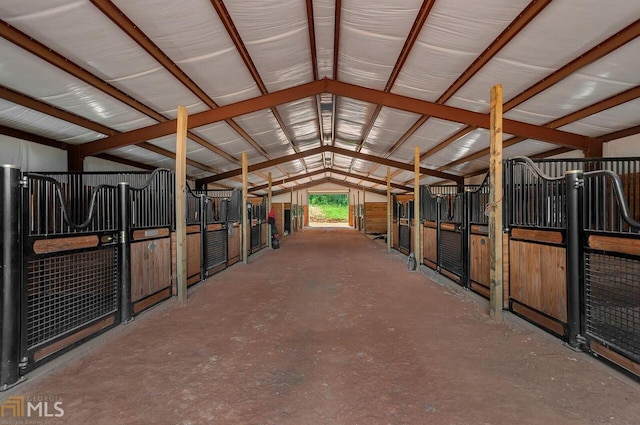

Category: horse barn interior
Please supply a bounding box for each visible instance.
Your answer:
[1,0,640,423]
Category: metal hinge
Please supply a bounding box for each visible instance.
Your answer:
[574,178,584,188]
[19,177,28,189]
[18,357,29,370]
[576,334,587,345]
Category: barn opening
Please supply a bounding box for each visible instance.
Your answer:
[308,193,349,227]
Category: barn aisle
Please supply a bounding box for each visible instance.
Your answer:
[6,228,640,424]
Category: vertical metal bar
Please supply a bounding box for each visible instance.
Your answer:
[436,196,442,272]
[462,190,470,289]
[1,165,22,389]
[565,170,584,348]
[200,197,207,281]
[118,182,133,324]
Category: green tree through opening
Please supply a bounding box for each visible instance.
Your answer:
[308,194,348,224]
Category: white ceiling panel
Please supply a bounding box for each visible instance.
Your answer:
[225,0,313,92]
[446,0,640,113]
[361,107,421,156]
[339,0,422,89]
[393,0,530,102]
[113,0,261,107]
[0,39,157,132]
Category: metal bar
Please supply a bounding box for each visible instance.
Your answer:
[1,165,22,389]
[118,182,132,324]
[565,170,584,348]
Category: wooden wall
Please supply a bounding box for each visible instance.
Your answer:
[364,202,387,233]
[392,219,398,248]
[304,205,309,227]
[272,203,284,237]
[187,226,201,286]
[422,222,437,269]
[469,226,490,297]
[131,234,171,302]
[227,223,242,265]
[510,230,567,334]
[349,205,354,226]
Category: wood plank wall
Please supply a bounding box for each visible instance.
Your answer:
[422,223,437,268]
[227,223,242,265]
[364,202,387,233]
[510,237,567,324]
[131,236,171,302]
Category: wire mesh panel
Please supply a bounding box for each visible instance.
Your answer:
[398,223,411,252]
[206,229,227,270]
[251,224,261,250]
[585,252,640,363]
[26,247,119,351]
[440,228,463,277]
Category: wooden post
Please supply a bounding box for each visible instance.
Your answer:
[290,188,293,233]
[176,106,188,303]
[242,152,248,264]
[363,188,366,233]
[268,172,272,249]
[489,84,504,321]
[387,167,391,252]
[414,147,421,264]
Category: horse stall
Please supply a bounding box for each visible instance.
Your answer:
[9,167,173,376]
[505,157,640,375]
[420,178,492,294]
[247,196,266,255]
[224,189,243,265]
[393,194,413,255]
[193,188,233,277]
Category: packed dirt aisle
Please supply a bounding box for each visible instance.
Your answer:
[4,227,640,425]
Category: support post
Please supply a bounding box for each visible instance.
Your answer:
[268,172,272,249]
[176,106,188,302]
[1,165,21,389]
[414,147,421,264]
[199,197,207,281]
[363,188,366,233]
[436,196,442,271]
[566,170,584,348]
[489,84,504,321]
[242,152,248,264]
[118,182,133,323]
[387,167,391,252]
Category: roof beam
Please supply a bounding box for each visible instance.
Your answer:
[371,0,553,169]
[325,80,592,149]
[0,18,241,166]
[333,0,342,81]
[249,168,328,193]
[270,176,387,198]
[349,0,435,173]
[210,0,303,175]
[598,124,640,143]
[329,169,412,191]
[331,146,461,182]
[78,79,326,156]
[441,84,640,171]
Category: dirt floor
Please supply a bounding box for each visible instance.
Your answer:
[4,227,640,425]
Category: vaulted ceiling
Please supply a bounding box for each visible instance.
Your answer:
[1,0,639,194]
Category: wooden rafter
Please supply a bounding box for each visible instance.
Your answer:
[348,0,435,173]
[210,0,305,177]
[270,176,387,198]
[440,84,640,171]
[367,0,553,169]
[0,18,240,165]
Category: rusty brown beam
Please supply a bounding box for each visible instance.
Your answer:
[329,169,411,191]
[333,0,342,81]
[249,169,328,192]
[78,79,326,156]
[372,0,553,171]
[598,124,640,143]
[441,84,640,170]
[325,80,592,150]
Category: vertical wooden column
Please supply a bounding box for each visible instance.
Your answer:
[363,188,366,233]
[268,172,272,249]
[489,84,504,321]
[414,147,421,264]
[387,167,391,252]
[242,152,248,264]
[176,106,188,303]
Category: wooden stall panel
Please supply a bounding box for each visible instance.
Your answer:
[131,237,171,302]
[349,205,354,227]
[392,219,399,249]
[227,223,242,265]
[470,234,490,288]
[422,225,437,267]
[304,205,309,227]
[187,232,201,283]
[510,240,567,323]
[364,202,387,233]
